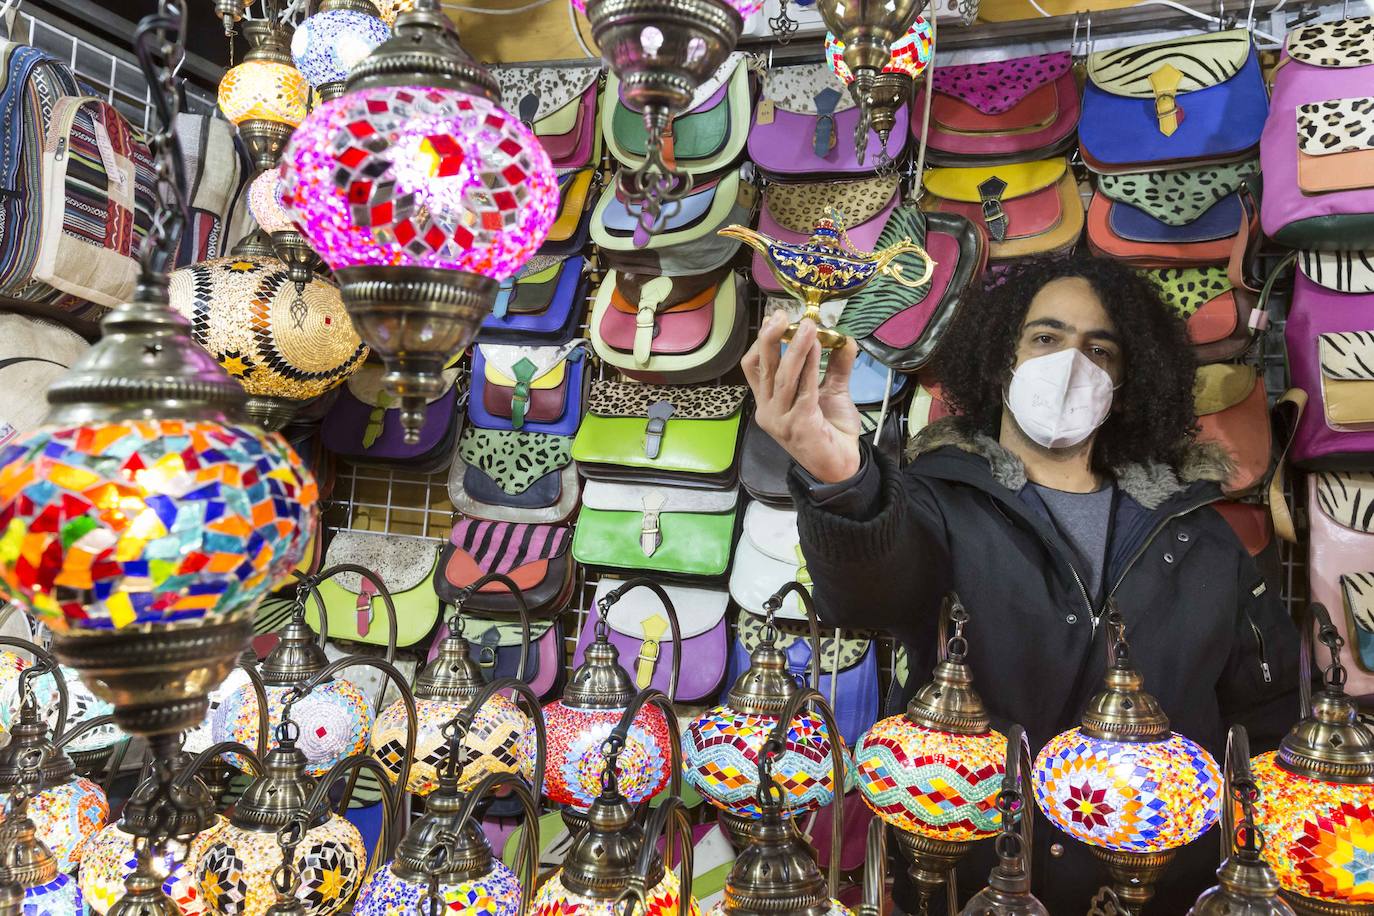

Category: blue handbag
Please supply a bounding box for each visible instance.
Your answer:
[1079,29,1268,173]
[480,255,587,344]
[467,342,589,437]
[1107,192,1244,244]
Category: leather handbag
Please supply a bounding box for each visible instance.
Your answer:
[572,382,749,488]
[591,271,748,384]
[321,364,462,472]
[1079,30,1268,173]
[729,501,812,616]
[537,167,598,257]
[921,157,1083,261]
[1214,500,1282,593]
[572,577,729,703]
[572,480,740,579]
[492,64,602,172]
[1144,266,1264,362]
[591,165,756,275]
[922,51,1080,164]
[480,254,588,344]
[848,350,908,407]
[1307,471,1374,697]
[467,342,588,436]
[1086,160,1258,266]
[428,617,565,700]
[752,174,901,295]
[1192,363,1271,497]
[307,532,443,648]
[434,519,575,617]
[741,410,901,507]
[748,62,906,177]
[1261,17,1374,250]
[446,427,579,524]
[1284,252,1374,468]
[838,204,985,371]
[605,53,750,174]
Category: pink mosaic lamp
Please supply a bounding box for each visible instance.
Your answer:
[279,0,557,444]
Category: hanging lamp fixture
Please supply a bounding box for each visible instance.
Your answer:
[290,0,391,101]
[218,11,309,172]
[280,0,558,445]
[958,725,1048,916]
[824,15,934,163]
[244,169,328,307]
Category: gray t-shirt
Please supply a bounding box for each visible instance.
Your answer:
[1030,483,1114,599]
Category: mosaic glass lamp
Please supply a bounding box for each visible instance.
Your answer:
[291,0,392,100]
[854,596,1006,913]
[958,725,1049,916]
[824,16,934,159]
[244,172,326,309]
[168,229,367,431]
[683,582,848,847]
[218,21,309,171]
[80,817,225,915]
[1033,607,1222,913]
[542,579,678,832]
[1251,604,1374,916]
[372,0,414,24]
[36,665,121,764]
[279,0,557,444]
[0,780,83,916]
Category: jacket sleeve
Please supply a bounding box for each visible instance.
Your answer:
[788,439,953,634]
[1217,551,1302,753]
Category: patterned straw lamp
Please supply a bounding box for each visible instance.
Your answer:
[958,725,1048,916]
[854,596,1007,913]
[824,16,935,162]
[1032,606,1223,914]
[683,582,846,848]
[1189,725,1295,916]
[1250,604,1374,916]
[542,578,680,832]
[279,0,558,444]
[218,14,309,172]
[291,0,392,101]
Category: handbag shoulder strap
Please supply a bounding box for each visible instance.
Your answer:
[1268,387,1307,544]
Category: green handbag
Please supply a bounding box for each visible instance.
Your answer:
[572,480,740,578]
[306,531,443,648]
[571,382,748,487]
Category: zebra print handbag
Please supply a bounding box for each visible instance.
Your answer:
[1305,471,1374,698]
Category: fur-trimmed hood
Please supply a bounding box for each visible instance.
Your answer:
[906,417,1234,511]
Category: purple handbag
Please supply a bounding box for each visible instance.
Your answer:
[572,577,729,703]
[1261,18,1374,250]
[1285,252,1374,469]
[321,364,462,472]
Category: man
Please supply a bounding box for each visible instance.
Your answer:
[742,256,1300,913]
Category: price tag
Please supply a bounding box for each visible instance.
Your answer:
[91,119,125,188]
[756,99,775,125]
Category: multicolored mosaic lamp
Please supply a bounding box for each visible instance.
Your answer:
[244,170,327,310]
[854,596,1006,913]
[958,725,1049,916]
[683,582,847,847]
[0,772,84,916]
[218,18,309,171]
[1033,607,1222,913]
[824,16,934,161]
[1250,604,1374,916]
[279,0,557,444]
[37,665,121,766]
[371,0,414,24]
[542,578,679,832]
[291,0,392,100]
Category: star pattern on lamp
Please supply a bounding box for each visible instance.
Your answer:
[1067,781,1114,831]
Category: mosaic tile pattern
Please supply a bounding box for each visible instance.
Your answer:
[281,85,558,279]
[1,776,108,873]
[213,679,372,777]
[0,421,316,633]
[542,702,671,812]
[79,817,225,914]
[217,60,308,126]
[682,706,848,819]
[290,9,391,86]
[1252,750,1374,904]
[35,664,122,753]
[183,667,253,756]
[196,813,365,916]
[855,716,1005,841]
[0,650,27,734]
[530,868,700,916]
[23,873,81,915]
[826,17,933,82]
[1032,727,1221,854]
[371,694,533,796]
[354,858,521,915]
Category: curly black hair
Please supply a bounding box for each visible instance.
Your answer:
[931,255,1198,473]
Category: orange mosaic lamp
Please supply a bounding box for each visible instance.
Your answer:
[217,15,308,171]
[1251,604,1374,916]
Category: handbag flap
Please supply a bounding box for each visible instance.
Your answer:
[1319,332,1374,381]
[449,519,572,571]
[492,64,601,123]
[1145,267,1234,316]
[582,479,738,514]
[764,174,900,235]
[1299,250,1374,294]
[1096,161,1257,227]
[457,427,572,495]
[1193,363,1257,415]
[736,613,871,671]
[513,254,564,282]
[1314,471,1374,534]
[837,205,934,338]
[462,617,555,648]
[1087,30,1252,98]
[480,341,585,388]
[762,63,857,114]
[346,363,459,407]
[595,577,728,642]
[923,158,1066,203]
[322,531,438,594]
[684,52,747,112]
[546,168,597,241]
[587,382,747,419]
[743,500,801,564]
[593,167,746,250]
[931,52,1072,116]
[1297,98,1374,157]
[1285,17,1374,68]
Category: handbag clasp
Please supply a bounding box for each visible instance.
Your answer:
[639,492,667,556]
[1149,64,1183,136]
[644,400,675,459]
[977,176,1009,242]
[635,616,668,689]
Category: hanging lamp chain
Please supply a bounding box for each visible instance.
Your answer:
[132,0,191,285]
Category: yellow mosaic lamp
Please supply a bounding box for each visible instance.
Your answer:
[1251,604,1374,916]
[218,17,309,170]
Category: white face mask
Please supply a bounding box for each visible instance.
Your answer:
[1005,348,1116,449]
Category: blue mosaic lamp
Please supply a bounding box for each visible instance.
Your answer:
[290,0,391,100]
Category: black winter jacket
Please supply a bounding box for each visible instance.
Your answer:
[790,418,1301,915]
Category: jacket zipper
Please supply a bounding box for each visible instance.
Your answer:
[1248,615,1272,683]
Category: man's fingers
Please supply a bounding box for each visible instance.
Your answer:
[789,334,823,414]
[755,311,786,395]
[819,337,859,396]
[772,319,816,409]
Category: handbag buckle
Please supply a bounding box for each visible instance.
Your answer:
[644,400,675,459]
[355,579,376,637]
[813,87,841,157]
[639,492,666,557]
[635,305,657,368]
[1149,64,1183,136]
[477,630,499,677]
[978,176,1009,242]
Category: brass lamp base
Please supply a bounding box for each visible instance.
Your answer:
[1281,893,1374,916]
[780,304,849,351]
[894,830,977,912]
[1091,847,1178,915]
[268,230,322,292]
[243,395,303,432]
[561,806,589,837]
[237,119,296,173]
